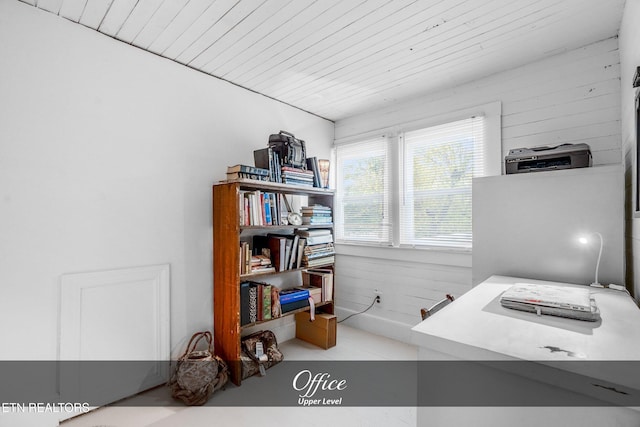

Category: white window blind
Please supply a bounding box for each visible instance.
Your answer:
[400,116,485,248]
[335,137,391,244]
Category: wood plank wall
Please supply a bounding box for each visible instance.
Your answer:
[333,38,621,342]
[619,1,640,301]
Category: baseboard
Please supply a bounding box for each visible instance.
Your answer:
[259,307,416,346]
[334,306,415,345]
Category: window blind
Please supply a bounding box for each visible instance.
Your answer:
[335,137,391,244]
[400,116,485,248]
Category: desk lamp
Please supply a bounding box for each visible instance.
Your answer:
[579,232,603,286]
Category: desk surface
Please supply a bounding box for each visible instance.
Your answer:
[411,275,640,361]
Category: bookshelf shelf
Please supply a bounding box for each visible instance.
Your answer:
[213,180,335,386]
[240,224,333,232]
[223,178,333,196]
[240,301,333,330]
[239,262,335,280]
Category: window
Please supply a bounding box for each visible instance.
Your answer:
[400,117,485,248]
[335,103,500,250]
[335,137,391,244]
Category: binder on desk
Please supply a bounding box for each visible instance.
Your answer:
[500,283,600,321]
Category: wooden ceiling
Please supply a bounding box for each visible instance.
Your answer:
[22,0,625,121]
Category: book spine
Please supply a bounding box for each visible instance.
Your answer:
[306,235,334,245]
[281,298,309,313]
[241,282,250,326]
[303,251,336,260]
[279,290,310,305]
[229,165,269,175]
[262,284,272,320]
[264,193,272,225]
[269,193,278,226]
[248,284,258,324]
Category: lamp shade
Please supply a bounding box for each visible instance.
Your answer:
[318,159,330,188]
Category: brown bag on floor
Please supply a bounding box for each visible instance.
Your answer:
[169,331,228,406]
[240,330,283,379]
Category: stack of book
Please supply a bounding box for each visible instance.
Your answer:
[279,288,310,313]
[301,205,332,225]
[240,242,275,275]
[227,164,270,181]
[281,166,314,187]
[296,229,335,267]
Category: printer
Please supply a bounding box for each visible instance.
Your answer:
[505,143,592,174]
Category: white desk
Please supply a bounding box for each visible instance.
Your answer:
[410,275,640,427]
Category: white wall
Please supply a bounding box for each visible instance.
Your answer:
[334,37,621,342]
[0,0,333,362]
[473,165,624,287]
[619,0,640,302]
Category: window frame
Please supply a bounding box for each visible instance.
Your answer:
[334,136,392,245]
[398,115,485,249]
[333,101,502,252]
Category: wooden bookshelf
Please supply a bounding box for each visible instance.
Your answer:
[213,180,335,385]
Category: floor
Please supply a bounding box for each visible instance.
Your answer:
[61,324,418,427]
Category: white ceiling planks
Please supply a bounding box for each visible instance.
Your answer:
[129,0,191,49]
[21,0,625,121]
[58,0,87,22]
[97,0,138,36]
[36,0,63,14]
[145,0,214,54]
[212,0,345,80]
[240,0,397,91]
[116,0,166,44]
[186,0,296,70]
[268,0,492,101]
[78,0,111,30]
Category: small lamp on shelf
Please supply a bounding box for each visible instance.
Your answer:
[318,159,330,188]
[578,232,604,286]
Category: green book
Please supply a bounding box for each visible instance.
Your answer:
[262,284,272,320]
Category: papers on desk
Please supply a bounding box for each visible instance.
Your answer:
[500,283,600,321]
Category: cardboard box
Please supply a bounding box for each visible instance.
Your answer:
[295,312,336,349]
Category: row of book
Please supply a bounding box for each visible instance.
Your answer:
[239,190,288,226]
[240,229,335,275]
[239,282,309,326]
[240,272,334,326]
[253,147,284,183]
[239,190,334,230]
[253,148,326,189]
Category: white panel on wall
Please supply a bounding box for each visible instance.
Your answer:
[59,264,170,408]
[472,165,624,287]
[336,38,621,167]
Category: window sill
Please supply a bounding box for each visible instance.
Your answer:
[334,242,471,268]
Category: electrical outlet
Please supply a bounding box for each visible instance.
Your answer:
[374,289,382,304]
